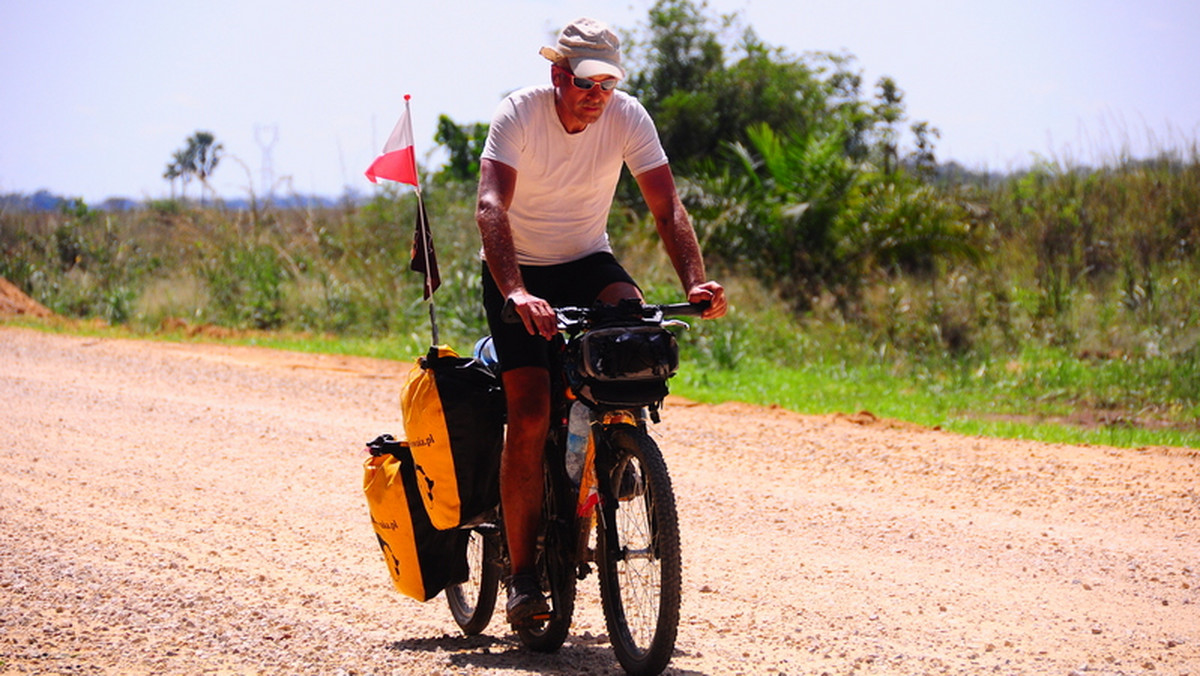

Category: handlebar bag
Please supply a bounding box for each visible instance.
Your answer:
[566,324,679,408]
[400,345,504,530]
[363,435,469,601]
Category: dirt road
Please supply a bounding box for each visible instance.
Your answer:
[1,325,1196,675]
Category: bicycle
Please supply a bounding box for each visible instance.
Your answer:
[443,298,707,676]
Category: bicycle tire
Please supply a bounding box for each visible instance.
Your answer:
[596,425,682,676]
[516,462,577,652]
[445,527,501,635]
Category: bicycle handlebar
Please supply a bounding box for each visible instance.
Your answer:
[656,301,711,318]
[501,298,710,328]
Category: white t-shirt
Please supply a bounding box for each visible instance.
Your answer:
[481,85,668,266]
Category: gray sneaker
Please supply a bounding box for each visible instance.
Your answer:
[505,573,550,629]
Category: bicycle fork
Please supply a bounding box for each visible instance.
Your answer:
[586,410,647,568]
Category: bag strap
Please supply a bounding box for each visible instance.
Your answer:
[365,433,406,457]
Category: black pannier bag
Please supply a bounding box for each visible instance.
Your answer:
[565,323,679,409]
[400,346,505,531]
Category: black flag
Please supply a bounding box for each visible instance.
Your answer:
[410,193,440,300]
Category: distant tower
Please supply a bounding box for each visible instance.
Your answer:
[255,124,279,200]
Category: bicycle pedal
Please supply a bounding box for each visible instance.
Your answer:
[513,611,552,630]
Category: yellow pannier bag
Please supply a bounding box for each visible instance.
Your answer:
[399,346,504,531]
[362,435,468,601]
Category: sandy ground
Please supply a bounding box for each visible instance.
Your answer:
[1,324,1197,675]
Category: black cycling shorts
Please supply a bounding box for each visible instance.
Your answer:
[482,251,639,373]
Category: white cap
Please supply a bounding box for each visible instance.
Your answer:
[539,17,625,80]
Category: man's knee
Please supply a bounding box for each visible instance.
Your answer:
[597,281,642,305]
[502,366,551,435]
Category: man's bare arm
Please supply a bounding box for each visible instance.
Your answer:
[636,164,727,319]
[476,158,557,338]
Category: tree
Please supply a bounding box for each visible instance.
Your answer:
[433,115,489,183]
[873,77,905,175]
[164,131,224,202]
[626,2,976,312]
[690,121,864,309]
[908,121,941,180]
[625,0,872,176]
[163,150,188,199]
[688,119,977,314]
[190,132,223,192]
[624,0,725,167]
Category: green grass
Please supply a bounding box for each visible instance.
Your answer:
[208,329,435,362]
[1,315,427,362]
[7,315,1197,450]
[671,353,1199,449]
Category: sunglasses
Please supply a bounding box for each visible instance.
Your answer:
[556,66,618,92]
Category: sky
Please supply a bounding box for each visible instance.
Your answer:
[2,0,1198,204]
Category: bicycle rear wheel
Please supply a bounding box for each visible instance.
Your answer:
[596,425,682,676]
[445,525,501,635]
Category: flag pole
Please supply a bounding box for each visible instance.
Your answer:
[365,94,440,347]
[405,94,439,347]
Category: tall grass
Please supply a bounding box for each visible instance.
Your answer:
[2,147,1198,448]
[1,185,493,349]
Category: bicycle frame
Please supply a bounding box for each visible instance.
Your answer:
[544,305,680,577]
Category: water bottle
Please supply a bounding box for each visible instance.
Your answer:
[472,336,499,369]
[565,401,590,486]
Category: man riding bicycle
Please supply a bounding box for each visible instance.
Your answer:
[474,17,727,630]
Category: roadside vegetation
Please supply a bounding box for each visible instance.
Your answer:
[2,0,1197,448]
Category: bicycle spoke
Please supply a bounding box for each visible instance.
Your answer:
[446,528,500,636]
[615,489,662,648]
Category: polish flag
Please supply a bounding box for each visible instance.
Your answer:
[365,95,419,186]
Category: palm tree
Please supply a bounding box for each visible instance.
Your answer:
[163,131,223,202]
[164,148,192,199]
[190,132,223,204]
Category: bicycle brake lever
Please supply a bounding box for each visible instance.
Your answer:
[501,298,521,324]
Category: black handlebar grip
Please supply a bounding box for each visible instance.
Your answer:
[661,300,711,317]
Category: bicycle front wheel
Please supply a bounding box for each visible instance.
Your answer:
[596,426,682,676]
[445,525,501,635]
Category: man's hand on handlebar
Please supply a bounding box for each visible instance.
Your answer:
[687,281,727,320]
[503,282,725,334]
[506,289,558,340]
